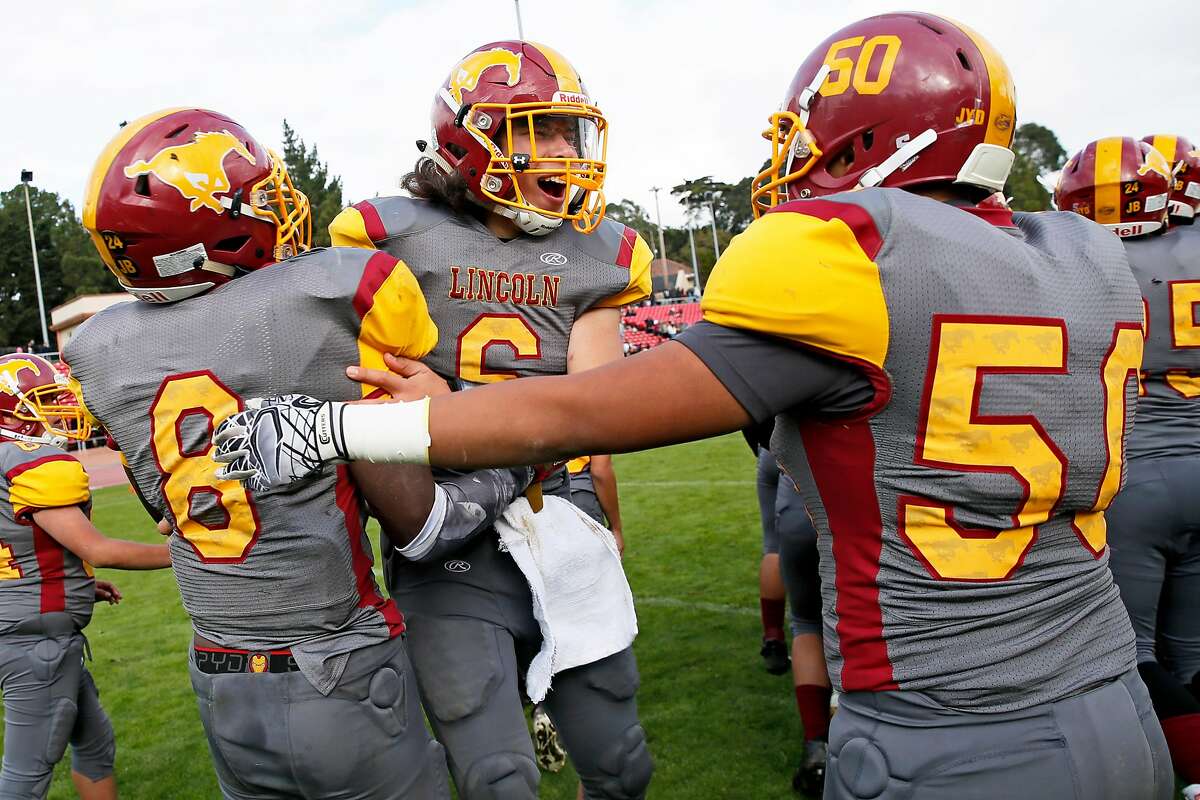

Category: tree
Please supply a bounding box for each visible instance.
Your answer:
[0,184,117,349]
[1005,122,1067,212]
[280,120,344,248]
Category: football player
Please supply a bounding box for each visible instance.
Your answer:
[748,425,831,795]
[1057,137,1200,795]
[216,14,1175,799]
[753,438,792,677]
[0,354,170,800]
[324,41,654,800]
[65,108,468,800]
[1143,135,1200,225]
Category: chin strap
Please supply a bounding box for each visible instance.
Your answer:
[857,129,938,189]
[493,203,563,237]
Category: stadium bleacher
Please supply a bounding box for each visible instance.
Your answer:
[621,301,701,353]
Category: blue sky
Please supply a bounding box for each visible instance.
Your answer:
[4,0,1198,227]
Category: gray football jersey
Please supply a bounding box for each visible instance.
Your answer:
[330,195,651,384]
[700,190,1142,712]
[64,247,438,693]
[0,442,95,633]
[1122,225,1200,460]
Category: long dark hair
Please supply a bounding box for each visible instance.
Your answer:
[401,157,475,216]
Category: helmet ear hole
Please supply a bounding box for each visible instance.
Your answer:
[134,175,152,197]
[828,144,856,178]
[447,142,468,160]
[213,235,251,254]
[861,129,875,151]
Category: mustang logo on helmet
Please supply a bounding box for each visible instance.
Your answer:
[1137,150,1173,181]
[0,359,41,395]
[123,130,256,214]
[448,47,523,106]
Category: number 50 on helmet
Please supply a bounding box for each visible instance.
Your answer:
[752,12,1017,214]
[82,108,311,304]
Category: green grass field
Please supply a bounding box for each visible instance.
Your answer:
[20,434,812,798]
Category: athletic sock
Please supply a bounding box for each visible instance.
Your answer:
[760,597,786,642]
[1161,713,1200,784]
[795,684,832,741]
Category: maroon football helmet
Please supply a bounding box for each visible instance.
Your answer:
[82,108,311,304]
[426,41,607,235]
[752,13,1017,215]
[0,355,91,446]
[1142,134,1200,223]
[1055,138,1173,238]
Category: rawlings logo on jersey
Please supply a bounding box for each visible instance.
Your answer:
[123,130,256,214]
[448,48,523,105]
[0,359,41,395]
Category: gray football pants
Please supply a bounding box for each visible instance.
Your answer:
[1106,456,1200,683]
[825,669,1172,800]
[188,635,449,800]
[403,612,650,800]
[0,631,114,800]
[757,449,822,636]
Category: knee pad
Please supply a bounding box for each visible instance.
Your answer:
[585,724,653,800]
[585,650,640,701]
[44,697,77,766]
[406,617,503,724]
[460,752,538,800]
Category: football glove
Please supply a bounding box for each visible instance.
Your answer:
[213,395,347,493]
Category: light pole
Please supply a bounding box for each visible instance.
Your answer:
[686,226,701,297]
[650,187,669,296]
[513,0,525,39]
[20,171,50,351]
[705,192,722,260]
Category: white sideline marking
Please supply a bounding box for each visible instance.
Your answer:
[628,480,755,487]
[636,595,757,617]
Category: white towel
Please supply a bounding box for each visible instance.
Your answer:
[494,495,638,703]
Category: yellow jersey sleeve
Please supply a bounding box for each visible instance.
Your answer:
[329,205,378,250]
[596,229,654,308]
[700,204,889,370]
[8,455,90,519]
[354,252,439,398]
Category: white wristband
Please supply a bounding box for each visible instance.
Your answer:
[339,398,431,464]
[396,483,449,560]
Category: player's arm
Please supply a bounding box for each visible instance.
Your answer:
[567,307,626,542]
[214,209,881,480]
[32,506,170,570]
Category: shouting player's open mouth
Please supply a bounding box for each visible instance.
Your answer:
[536,175,567,203]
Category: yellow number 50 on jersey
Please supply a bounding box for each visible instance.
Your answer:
[899,316,1142,581]
[456,313,542,383]
[150,372,260,562]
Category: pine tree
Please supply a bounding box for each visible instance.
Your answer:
[280,120,344,248]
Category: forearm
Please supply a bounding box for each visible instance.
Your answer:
[425,343,751,469]
[396,467,533,563]
[91,539,172,570]
[33,506,171,569]
[589,457,622,531]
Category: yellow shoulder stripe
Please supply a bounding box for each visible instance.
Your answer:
[700,209,889,369]
[9,458,90,518]
[330,207,377,250]
[356,253,439,398]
